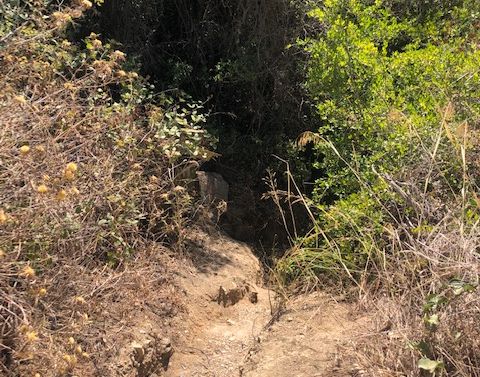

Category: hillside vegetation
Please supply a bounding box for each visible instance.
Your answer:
[276,1,480,375]
[1,0,480,376]
[1,1,213,375]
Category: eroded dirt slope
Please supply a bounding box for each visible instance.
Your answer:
[167,229,369,377]
[167,229,272,377]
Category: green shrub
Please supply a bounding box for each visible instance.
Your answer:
[278,0,480,283]
[272,4,480,374]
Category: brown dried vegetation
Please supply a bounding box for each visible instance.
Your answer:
[0,2,210,375]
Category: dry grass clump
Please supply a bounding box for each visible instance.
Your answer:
[0,2,210,375]
[272,172,480,376]
[341,108,480,375]
[339,146,480,376]
[350,221,480,376]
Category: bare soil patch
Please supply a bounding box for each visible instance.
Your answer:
[166,229,370,377]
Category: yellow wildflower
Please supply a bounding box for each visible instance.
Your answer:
[80,0,93,9]
[4,55,14,63]
[64,169,75,181]
[0,209,7,224]
[92,39,102,49]
[52,11,72,26]
[64,82,75,91]
[66,162,78,172]
[21,266,36,278]
[38,288,47,297]
[56,189,67,201]
[37,184,49,194]
[116,70,127,78]
[112,50,126,61]
[70,187,80,195]
[25,331,38,342]
[19,145,30,154]
[62,354,77,366]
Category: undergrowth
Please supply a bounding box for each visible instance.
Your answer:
[0,1,213,375]
[2,0,480,376]
[271,1,480,375]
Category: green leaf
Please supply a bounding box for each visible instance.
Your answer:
[408,340,431,356]
[425,314,439,326]
[418,358,444,373]
[423,294,448,313]
[449,280,477,295]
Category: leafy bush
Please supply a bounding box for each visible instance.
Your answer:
[278,0,480,281]
[273,1,480,374]
[92,0,314,183]
[0,0,35,38]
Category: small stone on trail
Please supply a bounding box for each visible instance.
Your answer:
[249,291,258,304]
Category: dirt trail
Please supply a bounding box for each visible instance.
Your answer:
[167,229,368,377]
[241,292,369,377]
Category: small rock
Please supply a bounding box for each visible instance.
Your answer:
[196,171,229,202]
[131,341,146,364]
[160,338,173,370]
[160,337,171,348]
[130,336,173,375]
[248,291,258,304]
